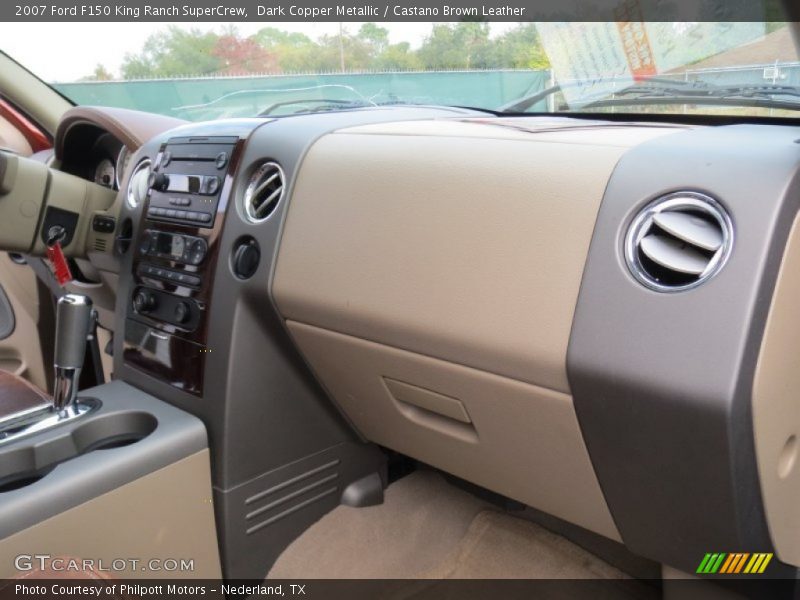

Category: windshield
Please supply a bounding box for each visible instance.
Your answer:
[2,21,799,120]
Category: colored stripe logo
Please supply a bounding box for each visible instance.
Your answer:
[696,553,773,574]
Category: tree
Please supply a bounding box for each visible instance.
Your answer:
[491,25,550,69]
[121,27,222,78]
[117,23,551,80]
[212,35,279,75]
[374,42,421,71]
[253,27,317,72]
[418,23,493,69]
[358,23,389,57]
[82,64,114,81]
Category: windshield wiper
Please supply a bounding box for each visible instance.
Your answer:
[502,78,800,113]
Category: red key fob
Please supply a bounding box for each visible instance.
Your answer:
[46,241,73,287]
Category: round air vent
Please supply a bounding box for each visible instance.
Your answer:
[126,159,151,209]
[243,161,284,223]
[624,192,733,292]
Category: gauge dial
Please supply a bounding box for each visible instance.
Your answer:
[94,158,115,188]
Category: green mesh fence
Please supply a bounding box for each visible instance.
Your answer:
[53,70,551,120]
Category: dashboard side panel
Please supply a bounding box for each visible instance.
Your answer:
[273,126,637,394]
[568,124,800,573]
[753,211,800,568]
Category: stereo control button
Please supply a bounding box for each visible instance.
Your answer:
[215,152,228,169]
[139,231,153,254]
[174,301,191,324]
[186,238,208,265]
[205,176,220,195]
[151,172,170,192]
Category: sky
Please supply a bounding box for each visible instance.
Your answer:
[0,22,518,83]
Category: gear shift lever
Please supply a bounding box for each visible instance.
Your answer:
[53,294,94,414]
[0,294,99,445]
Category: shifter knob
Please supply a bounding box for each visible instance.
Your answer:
[53,294,94,413]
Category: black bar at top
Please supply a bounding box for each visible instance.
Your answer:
[0,0,786,23]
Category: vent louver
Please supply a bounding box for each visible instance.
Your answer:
[126,159,151,209]
[624,192,733,292]
[243,162,284,223]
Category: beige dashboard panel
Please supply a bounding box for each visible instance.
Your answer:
[752,211,800,568]
[273,121,673,393]
[287,320,621,541]
[0,450,221,579]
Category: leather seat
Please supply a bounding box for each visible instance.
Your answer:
[0,370,49,420]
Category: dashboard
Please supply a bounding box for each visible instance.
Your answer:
[44,105,800,581]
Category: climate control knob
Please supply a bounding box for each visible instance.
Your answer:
[150,172,170,192]
[174,301,191,324]
[133,290,157,313]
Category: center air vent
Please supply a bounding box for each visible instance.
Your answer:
[126,159,151,209]
[624,192,733,292]
[243,161,284,223]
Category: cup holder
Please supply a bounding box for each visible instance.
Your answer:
[0,468,54,493]
[0,409,158,493]
[72,411,157,452]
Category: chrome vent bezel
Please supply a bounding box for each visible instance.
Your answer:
[243,161,285,223]
[125,158,151,209]
[624,192,733,293]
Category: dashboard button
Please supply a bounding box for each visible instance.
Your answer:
[205,176,220,195]
[133,290,157,313]
[198,213,212,223]
[166,209,177,218]
[215,152,228,169]
[92,215,116,233]
[174,301,191,324]
[186,238,207,265]
[138,231,153,255]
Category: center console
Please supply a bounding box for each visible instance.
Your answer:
[111,111,473,579]
[123,135,242,395]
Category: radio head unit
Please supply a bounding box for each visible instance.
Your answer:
[146,135,238,228]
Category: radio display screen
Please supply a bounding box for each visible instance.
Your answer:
[155,232,185,259]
